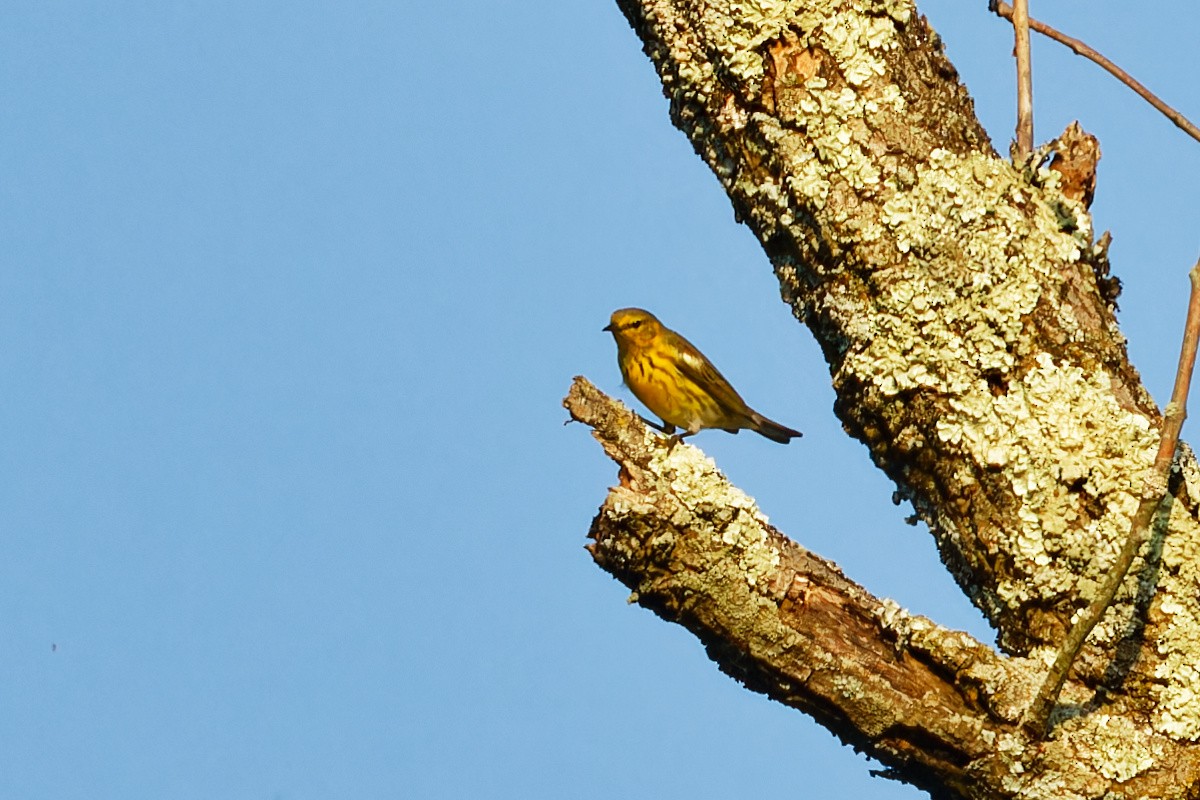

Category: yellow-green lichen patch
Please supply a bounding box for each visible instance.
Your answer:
[809,12,895,86]
[714,2,911,205]
[791,83,885,191]
[780,131,833,210]
[792,2,906,85]
[648,442,782,589]
[715,0,806,83]
[1153,658,1200,739]
[842,143,1157,617]
[604,484,658,520]
[939,353,1156,606]
[879,149,1089,265]
[688,0,910,89]
[877,0,914,24]
[1056,713,1165,783]
[654,1,918,257]
[1150,492,1200,740]
[968,655,1042,724]
[859,149,1086,396]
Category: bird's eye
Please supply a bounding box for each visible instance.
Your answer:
[628,320,642,328]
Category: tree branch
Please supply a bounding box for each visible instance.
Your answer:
[566,377,1023,797]
[991,1,1200,146]
[1010,0,1034,156]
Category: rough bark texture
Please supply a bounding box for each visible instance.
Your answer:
[569,0,1200,798]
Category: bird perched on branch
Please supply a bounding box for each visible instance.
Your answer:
[603,308,802,444]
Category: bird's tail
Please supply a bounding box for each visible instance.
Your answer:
[750,412,802,444]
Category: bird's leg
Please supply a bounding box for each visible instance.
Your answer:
[634,415,688,449]
[665,426,701,450]
[637,415,675,435]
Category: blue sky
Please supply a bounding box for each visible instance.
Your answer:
[3,3,1199,798]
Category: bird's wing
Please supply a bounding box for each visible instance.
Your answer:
[672,334,753,419]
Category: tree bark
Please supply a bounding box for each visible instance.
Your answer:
[568,0,1200,797]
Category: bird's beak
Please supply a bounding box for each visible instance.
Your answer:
[602,323,614,332]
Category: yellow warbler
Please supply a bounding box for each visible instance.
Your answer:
[603,308,802,444]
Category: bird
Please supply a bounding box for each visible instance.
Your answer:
[603,307,802,443]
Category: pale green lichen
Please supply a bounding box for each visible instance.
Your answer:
[829,145,1164,617]
[1154,659,1200,738]
[718,0,803,82]
[700,0,907,89]
[647,442,782,589]
[935,353,1156,605]
[1056,714,1165,783]
[659,0,914,249]
[1150,493,1200,739]
[878,0,914,24]
[815,14,893,86]
[851,144,1200,744]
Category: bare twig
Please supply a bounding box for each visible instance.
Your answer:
[992,1,1200,146]
[1010,0,1034,156]
[1024,258,1200,736]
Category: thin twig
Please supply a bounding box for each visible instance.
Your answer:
[992,1,1200,146]
[1023,258,1200,736]
[1011,0,1034,156]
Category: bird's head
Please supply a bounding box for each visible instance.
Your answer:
[603,308,662,348]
